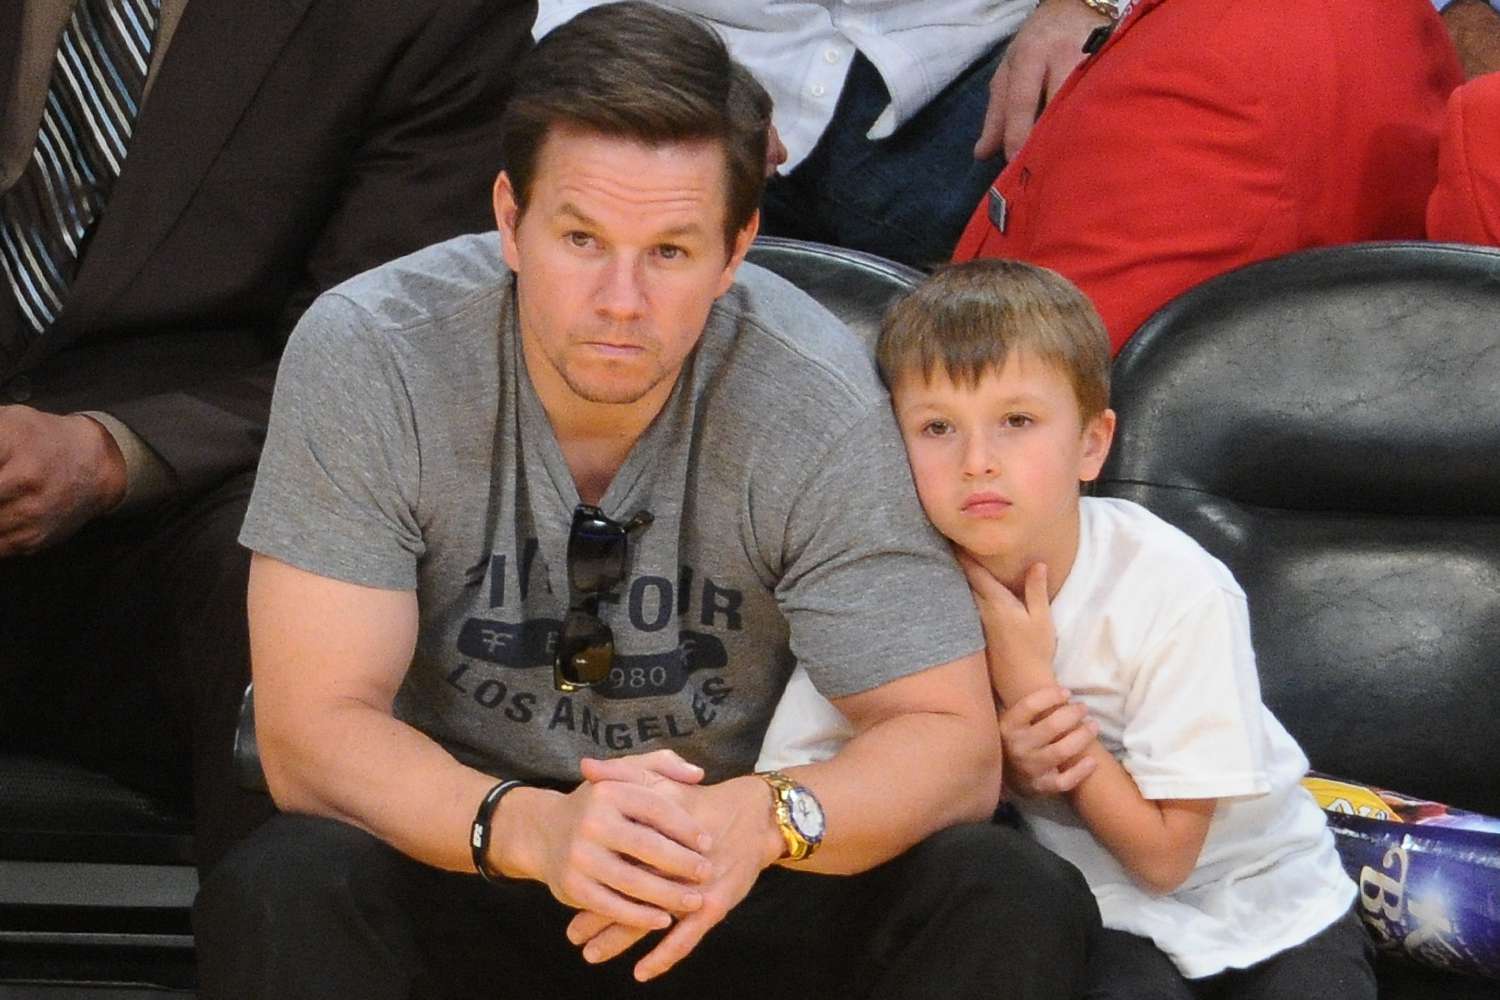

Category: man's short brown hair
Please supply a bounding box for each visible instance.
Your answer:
[500,1,771,250]
[876,259,1111,420]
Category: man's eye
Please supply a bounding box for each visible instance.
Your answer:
[566,231,594,248]
[656,244,686,260]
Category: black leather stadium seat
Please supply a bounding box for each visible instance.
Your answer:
[0,761,196,992]
[1097,241,1500,998]
[747,236,922,349]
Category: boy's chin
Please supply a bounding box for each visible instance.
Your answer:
[954,539,1022,574]
[940,521,1010,560]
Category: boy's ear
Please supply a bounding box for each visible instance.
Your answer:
[1078,408,1117,484]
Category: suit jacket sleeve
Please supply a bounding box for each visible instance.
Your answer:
[97,0,536,501]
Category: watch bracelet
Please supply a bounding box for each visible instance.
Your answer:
[757,769,818,861]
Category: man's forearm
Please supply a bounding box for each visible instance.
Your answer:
[249,556,531,878]
[266,685,999,882]
[262,680,712,938]
[260,695,510,876]
[782,703,1001,875]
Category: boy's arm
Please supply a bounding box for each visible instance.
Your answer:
[999,687,1216,895]
[1066,745,1216,894]
[997,686,1097,796]
[966,558,1216,895]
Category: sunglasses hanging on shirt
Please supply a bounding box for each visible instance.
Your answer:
[553,503,653,691]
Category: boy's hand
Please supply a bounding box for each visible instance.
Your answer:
[958,555,1058,703]
[998,686,1098,797]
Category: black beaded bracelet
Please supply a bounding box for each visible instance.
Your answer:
[470,779,524,883]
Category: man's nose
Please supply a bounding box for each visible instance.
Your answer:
[596,254,647,319]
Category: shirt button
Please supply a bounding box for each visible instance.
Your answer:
[811,83,826,98]
[4,374,32,403]
[823,48,841,63]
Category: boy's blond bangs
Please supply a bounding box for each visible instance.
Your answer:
[876,259,1111,420]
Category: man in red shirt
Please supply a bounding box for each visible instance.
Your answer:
[954,0,1463,352]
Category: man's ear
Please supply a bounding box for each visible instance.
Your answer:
[1078,408,1117,484]
[714,209,760,298]
[493,171,522,271]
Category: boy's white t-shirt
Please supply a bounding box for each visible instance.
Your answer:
[756,497,1355,979]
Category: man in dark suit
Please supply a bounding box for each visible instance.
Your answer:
[0,0,536,870]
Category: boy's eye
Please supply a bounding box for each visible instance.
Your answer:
[1003,414,1033,429]
[921,419,953,437]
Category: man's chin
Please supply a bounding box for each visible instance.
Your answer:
[560,369,665,407]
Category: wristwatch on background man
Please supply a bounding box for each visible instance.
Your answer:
[756,770,825,861]
[1076,0,1122,53]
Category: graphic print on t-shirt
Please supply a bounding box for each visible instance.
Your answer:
[454,539,741,700]
[432,525,751,757]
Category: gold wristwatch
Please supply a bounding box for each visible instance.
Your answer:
[756,770,825,861]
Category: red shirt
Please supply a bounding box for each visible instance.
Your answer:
[1428,71,1500,246]
[953,0,1462,352]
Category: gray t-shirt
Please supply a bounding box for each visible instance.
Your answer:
[241,232,982,785]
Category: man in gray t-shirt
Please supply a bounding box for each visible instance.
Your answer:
[239,232,980,786]
[195,5,1098,998]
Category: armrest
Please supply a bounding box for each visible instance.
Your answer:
[233,683,268,793]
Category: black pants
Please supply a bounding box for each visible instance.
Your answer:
[760,44,1010,271]
[1083,906,1376,1000]
[195,812,1101,1000]
[0,470,276,871]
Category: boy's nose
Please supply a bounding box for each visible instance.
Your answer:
[961,437,998,478]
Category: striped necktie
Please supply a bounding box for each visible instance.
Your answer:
[0,0,161,345]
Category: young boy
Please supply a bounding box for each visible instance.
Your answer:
[757,259,1376,997]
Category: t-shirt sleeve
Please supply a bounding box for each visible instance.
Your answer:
[774,401,985,699]
[239,292,425,590]
[1118,586,1274,800]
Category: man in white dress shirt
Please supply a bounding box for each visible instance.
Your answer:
[534,0,1112,267]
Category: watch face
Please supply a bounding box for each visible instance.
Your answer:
[787,787,825,840]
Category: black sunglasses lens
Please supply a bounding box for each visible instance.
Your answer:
[555,608,614,689]
[568,509,627,593]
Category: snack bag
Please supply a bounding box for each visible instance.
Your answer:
[1303,773,1500,981]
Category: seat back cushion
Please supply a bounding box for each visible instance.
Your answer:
[1098,243,1500,816]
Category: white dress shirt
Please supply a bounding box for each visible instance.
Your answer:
[534,1,1032,170]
